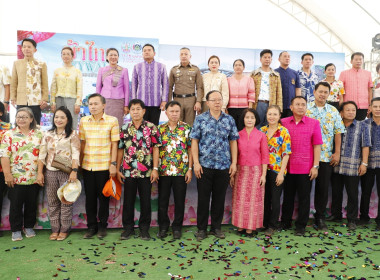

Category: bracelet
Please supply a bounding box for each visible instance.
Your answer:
[153,167,158,171]
[4,101,9,104]
[188,167,193,170]
[361,162,368,167]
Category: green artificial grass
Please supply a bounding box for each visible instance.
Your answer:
[0,222,379,280]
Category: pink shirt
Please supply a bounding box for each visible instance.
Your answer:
[96,66,130,106]
[282,116,323,174]
[339,68,373,109]
[237,128,269,166]
[227,75,255,108]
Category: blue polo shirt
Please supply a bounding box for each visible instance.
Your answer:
[275,66,300,110]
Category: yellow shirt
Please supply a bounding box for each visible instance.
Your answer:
[50,66,83,106]
[79,113,120,171]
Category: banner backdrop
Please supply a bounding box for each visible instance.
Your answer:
[0,31,377,230]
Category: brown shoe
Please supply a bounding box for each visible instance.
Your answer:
[49,233,59,240]
[57,232,68,241]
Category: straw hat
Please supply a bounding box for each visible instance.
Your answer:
[57,180,82,204]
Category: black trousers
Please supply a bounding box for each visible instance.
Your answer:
[8,184,40,232]
[123,177,152,230]
[314,162,333,220]
[144,106,161,126]
[355,109,367,121]
[360,168,380,224]
[158,176,187,231]
[227,108,246,131]
[17,105,42,124]
[82,170,110,230]
[264,170,284,229]
[0,173,5,223]
[281,173,312,229]
[197,167,229,231]
[281,109,293,119]
[330,173,359,222]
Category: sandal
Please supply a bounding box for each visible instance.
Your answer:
[49,233,59,241]
[57,232,68,241]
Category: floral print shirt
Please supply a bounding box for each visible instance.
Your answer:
[260,124,291,174]
[306,102,346,162]
[157,121,191,176]
[321,79,345,103]
[119,120,160,178]
[38,130,81,171]
[298,69,319,102]
[0,122,12,172]
[0,127,43,185]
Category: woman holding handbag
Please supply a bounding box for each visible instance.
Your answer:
[37,106,80,241]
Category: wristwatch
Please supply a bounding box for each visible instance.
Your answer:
[153,167,158,171]
[313,165,320,169]
[111,161,117,166]
[72,168,78,172]
[361,162,368,167]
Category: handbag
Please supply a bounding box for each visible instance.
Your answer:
[51,154,72,174]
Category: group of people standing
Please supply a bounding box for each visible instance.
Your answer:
[0,37,379,242]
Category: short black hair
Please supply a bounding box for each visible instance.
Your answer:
[165,100,181,110]
[128,99,146,109]
[239,108,260,130]
[301,53,314,60]
[314,81,331,92]
[22,38,37,48]
[279,51,289,58]
[143,44,155,52]
[88,93,106,104]
[233,59,245,68]
[371,97,380,105]
[351,52,364,60]
[106,48,119,63]
[205,90,222,101]
[290,96,307,104]
[260,49,273,58]
[50,106,73,138]
[339,101,358,112]
[0,102,6,122]
[324,63,335,71]
[180,47,191,52]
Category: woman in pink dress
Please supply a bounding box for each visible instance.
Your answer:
[231,108,269,237]
[96,48,130,127]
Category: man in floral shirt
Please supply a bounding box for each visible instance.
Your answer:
[117,99,160,241]
[156,101,192,239]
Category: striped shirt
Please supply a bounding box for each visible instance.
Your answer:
[79,113,120,171]
[339,68,373,109]
[227,75,255,108]
[364,118,380,169]
[131,60,169,107]
[334,120,371,176]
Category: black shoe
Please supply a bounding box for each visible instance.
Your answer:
[97,228,107,238]
[121,229,135,240]
[156,229,168,239]
[347,222,357,231]
[326,215,342,222]
[358,219,371,226]
[196,230,207,241]
[83,228,97,239]
[209,229,225,239]
[140,230,151,241]
[237,229,246,236]
[295,228,305,236]
[315,219,328,231]
[173,230,182,239]
[280,222,292,230]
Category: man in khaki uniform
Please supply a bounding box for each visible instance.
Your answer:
[169,47,204,126]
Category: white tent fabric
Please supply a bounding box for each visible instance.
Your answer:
[0,0,379,69]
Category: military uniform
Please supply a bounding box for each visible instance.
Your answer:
[169,63,204,126]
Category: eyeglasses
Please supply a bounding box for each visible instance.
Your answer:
[16,116,30,120]
[208,99,222,103]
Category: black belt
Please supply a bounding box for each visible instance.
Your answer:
[258,100,269,103]
[173,93,195,98]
